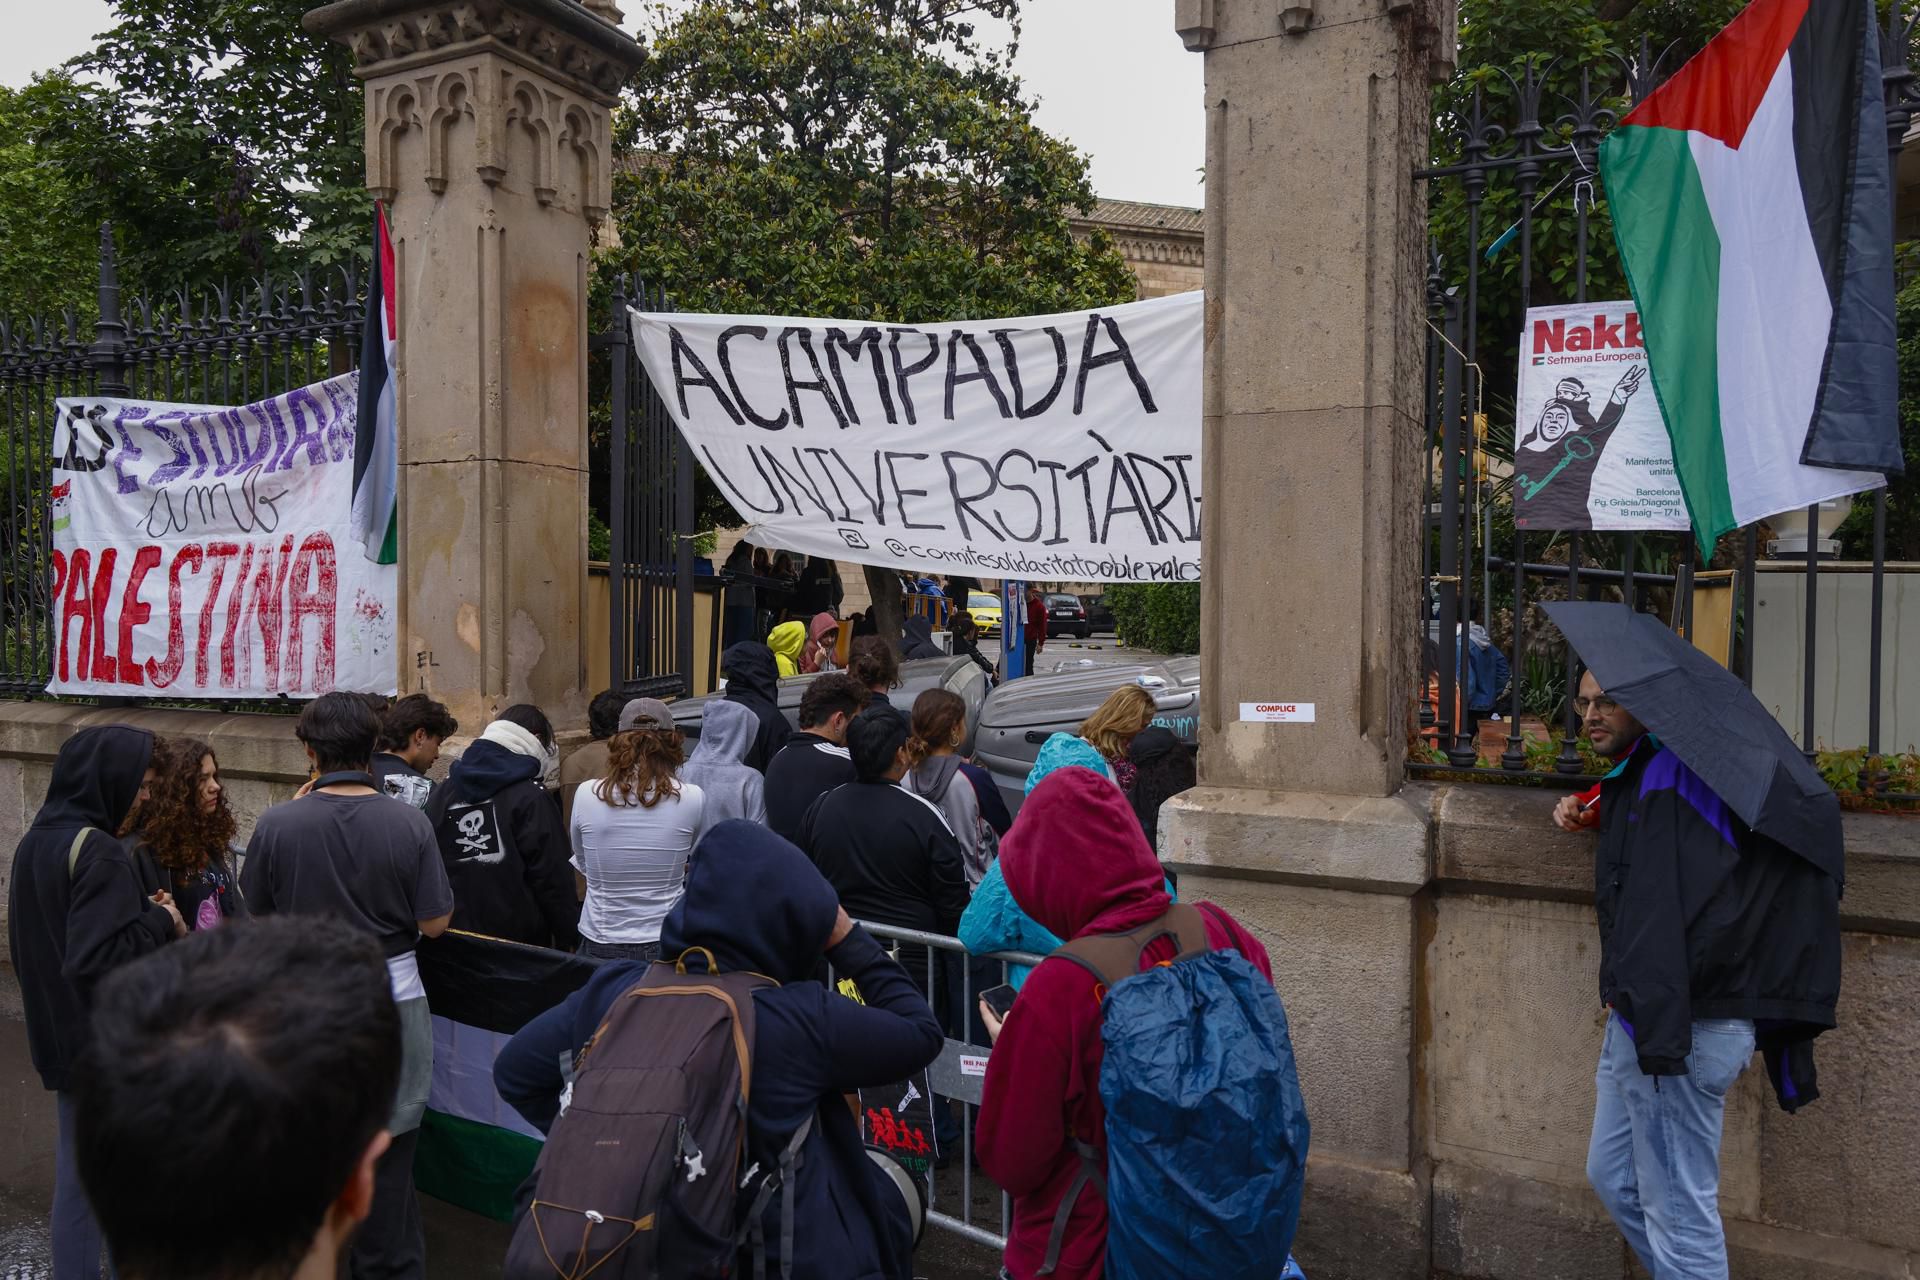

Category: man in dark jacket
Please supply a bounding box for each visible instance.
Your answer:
[723,640,793,772]
[494,820,942,1280]
[8,724,181,1279]
[372,694,459,810]
[798,703,969,990]
[766,674,871,842]
[1564,670,1840,1279]
[426,713,580,949]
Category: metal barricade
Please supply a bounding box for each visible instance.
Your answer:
[837,919,1045,1251]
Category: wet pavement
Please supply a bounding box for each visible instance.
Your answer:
[0,968,1000,1279]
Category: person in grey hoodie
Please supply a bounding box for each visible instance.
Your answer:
[903,689,988,885]
[682,699,768,827]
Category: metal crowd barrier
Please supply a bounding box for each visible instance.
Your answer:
[840,919,1046,1251]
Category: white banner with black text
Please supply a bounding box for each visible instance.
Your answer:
[48,374,398,698]
[629,291,1203,582]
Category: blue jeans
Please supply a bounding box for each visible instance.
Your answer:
[1587,1012,1755,1279]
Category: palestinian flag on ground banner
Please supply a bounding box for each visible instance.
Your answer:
[353,203,399,565]
[1599,0,1901,548]
[414,931,602,1221]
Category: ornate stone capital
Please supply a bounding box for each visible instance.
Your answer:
[305,0,644,104]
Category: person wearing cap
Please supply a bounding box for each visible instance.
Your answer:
[566,697,709,962]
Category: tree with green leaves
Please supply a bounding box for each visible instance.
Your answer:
[604,0,1137,635]
[0,76,103,320]
[35,0,365,293]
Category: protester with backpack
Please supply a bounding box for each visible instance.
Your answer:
[976,767,1309,1280]
[494,820,943,1280]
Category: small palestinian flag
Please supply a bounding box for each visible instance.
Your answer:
[1600,0,1900,548]
[353,203,399,565]
[414,931,602,1221]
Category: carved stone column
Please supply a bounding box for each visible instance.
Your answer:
[304,0,643,730]
[1160,3,1455,1277]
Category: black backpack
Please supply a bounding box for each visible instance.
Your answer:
[504,948,812,1279]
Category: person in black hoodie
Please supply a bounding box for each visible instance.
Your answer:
[426,707,579,949]
[765,674,871,842]
[723,640,793,771]
[493,820,942,1279]
[899,616,943,661]
[798,703,968,991]
[7,724,180,1279]
[1561,669,1841,1279]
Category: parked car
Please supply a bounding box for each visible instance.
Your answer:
[671,655,993,754]
[1080,593,1117,635]
[1045,592,1091,639]
[967,591,1003,636]
[973,657,1199,816]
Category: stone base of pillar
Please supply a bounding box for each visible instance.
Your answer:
[1160,785,1433,890]
[1296,1157,1430,1280]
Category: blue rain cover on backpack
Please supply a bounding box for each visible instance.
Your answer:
[1096,936,1309,1280]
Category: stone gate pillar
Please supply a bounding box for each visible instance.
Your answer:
[1164,2,1454,1276]
[304,0,643,730]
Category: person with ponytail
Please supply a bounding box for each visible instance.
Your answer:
[125,737,247,934]
[903,690,993,886]
[568,699,709,962]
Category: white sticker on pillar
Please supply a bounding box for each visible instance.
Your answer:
[1240,702,1316,723]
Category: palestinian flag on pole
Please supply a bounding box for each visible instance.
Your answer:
[353,203,399,565]
[414,932,602,1221]
[1600,0,1901,548]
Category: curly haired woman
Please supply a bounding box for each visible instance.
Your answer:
[124,737,247,933]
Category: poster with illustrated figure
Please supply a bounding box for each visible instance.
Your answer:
[1513,301,1690,531]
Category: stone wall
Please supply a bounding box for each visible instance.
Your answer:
[1166,783,1920,1280]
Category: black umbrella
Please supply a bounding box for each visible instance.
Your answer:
[1544,601,1843,881]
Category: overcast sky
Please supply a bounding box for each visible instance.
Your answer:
[1,1,1204,209]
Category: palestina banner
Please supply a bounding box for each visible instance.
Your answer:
[630,292,1203,583]
[1513,301,1691,532]
[48,374,398,698]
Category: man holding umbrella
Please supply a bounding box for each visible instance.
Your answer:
[1546,603,1842,1280]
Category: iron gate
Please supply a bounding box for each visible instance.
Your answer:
[1414,18,1919,803]
[599,276,695,700]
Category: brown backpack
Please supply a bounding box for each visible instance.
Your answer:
[504,948,803,1280]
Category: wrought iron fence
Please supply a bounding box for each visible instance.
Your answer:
[599,276,696,701]
[0,226,362,700]
[1414,17,1920,806]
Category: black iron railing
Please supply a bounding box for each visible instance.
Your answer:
[0,226,362,699]
[1415,16,1920,806]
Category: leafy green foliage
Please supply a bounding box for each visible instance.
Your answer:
[609,0,1135,327]
[1107,583,1200,656]
[37,0,365,295]
[0,77,103,319]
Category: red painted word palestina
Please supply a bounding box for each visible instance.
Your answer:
[49,374,398,698]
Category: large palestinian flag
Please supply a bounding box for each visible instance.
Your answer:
[414,931,601,1220]
[1600,0,1900,548]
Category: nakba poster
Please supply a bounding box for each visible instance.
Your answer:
[1513,301,1690,531]
[48,374,398,699]
[630,292,1202,584]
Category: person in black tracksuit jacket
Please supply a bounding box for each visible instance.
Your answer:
[494,820,942,1280]
[722,641,793,772]
[426,736,580,949]
[7,725,181,1277]
[1571,677,1840,1279]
